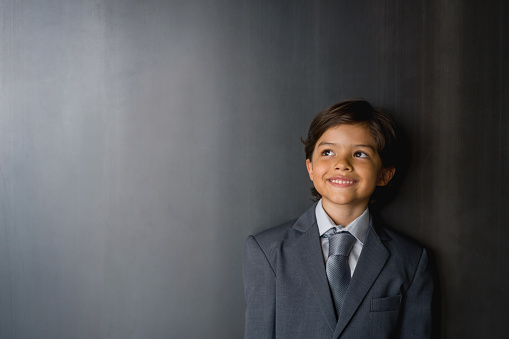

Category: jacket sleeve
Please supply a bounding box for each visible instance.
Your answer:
[396,248,436,338]
[242,235,276,339]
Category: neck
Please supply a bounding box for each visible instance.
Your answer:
[321,200,368,226]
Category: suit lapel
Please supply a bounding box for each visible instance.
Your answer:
[289,205,337,333]
[333,224,390,338]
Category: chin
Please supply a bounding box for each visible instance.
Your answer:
[322,193,371,207]
[324,196,356,206]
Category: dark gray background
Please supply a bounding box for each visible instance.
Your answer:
[1,0,507,338]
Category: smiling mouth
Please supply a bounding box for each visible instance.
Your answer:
[327,178,358,186]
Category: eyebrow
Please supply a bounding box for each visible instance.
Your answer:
[317,142,376,151]
[354,144,376,151]
[317,142,336,147]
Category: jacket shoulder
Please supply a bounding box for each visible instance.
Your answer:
[250,203,317,251]
[374,224,429,277]
[251,218,298,250]
[381,227,425,252]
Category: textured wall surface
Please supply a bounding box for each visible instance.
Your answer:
[1,0,507,338]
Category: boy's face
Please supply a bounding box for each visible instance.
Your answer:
[306,124,395,216]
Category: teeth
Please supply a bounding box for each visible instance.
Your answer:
[330,179,355,184]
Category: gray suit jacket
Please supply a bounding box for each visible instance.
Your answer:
[243,204,434,338]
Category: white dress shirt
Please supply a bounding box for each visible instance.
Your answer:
[315,199,370,276]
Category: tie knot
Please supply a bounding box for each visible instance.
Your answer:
[328,232,356,257]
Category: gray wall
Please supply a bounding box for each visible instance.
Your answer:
[1,0,507,338]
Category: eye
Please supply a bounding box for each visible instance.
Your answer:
[353,151,369,158]
[321,149,335,156]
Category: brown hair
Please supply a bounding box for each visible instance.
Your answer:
[302,99,398,199]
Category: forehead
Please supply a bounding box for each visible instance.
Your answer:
[316,124,376,147]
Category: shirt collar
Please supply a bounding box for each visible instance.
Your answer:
[315,198,369,245]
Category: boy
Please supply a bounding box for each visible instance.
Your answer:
[243,100,434,338]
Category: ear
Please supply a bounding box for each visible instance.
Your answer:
[377,166,395,186]
[306,159,314,181]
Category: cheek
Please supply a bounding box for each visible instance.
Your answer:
[360,165,383,183]
[312,162,328,176]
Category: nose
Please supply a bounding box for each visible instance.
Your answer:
[334,154,352,171]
